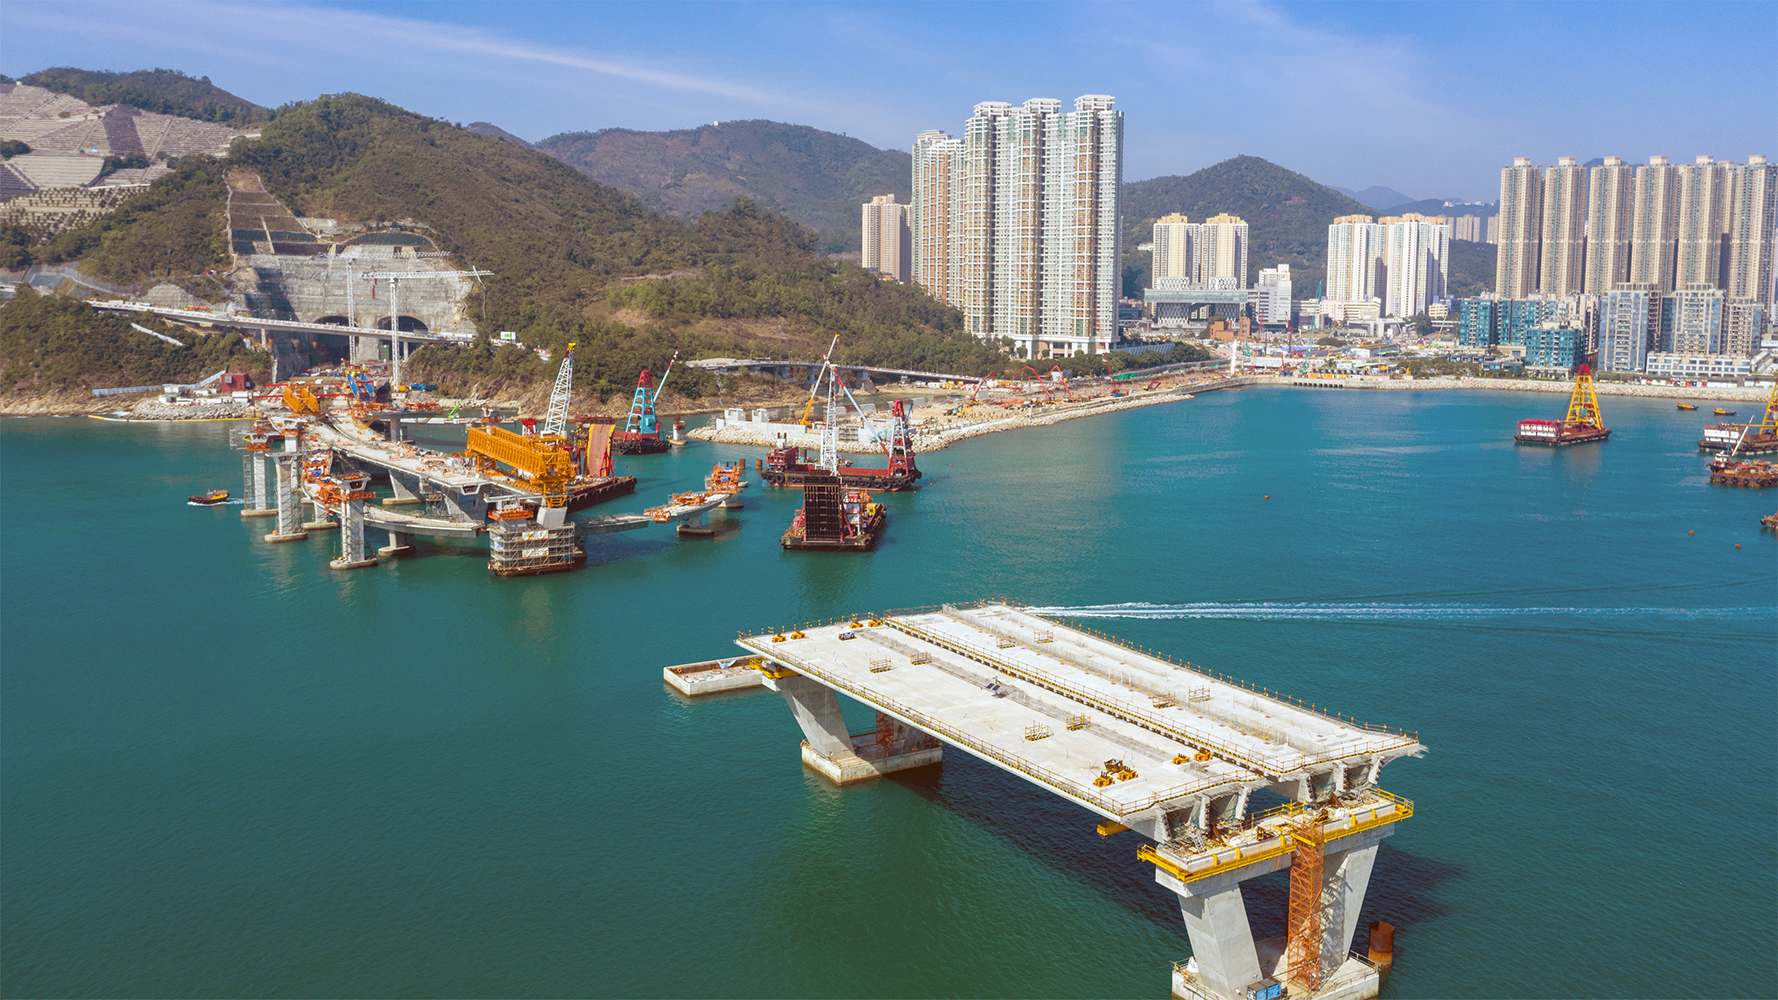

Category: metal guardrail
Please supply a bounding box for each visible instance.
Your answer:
[737,636,1248,818]
[1140,790,1413,884]
[884,617,1408,778]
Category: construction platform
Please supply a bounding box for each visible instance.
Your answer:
[726,601,1423,1000]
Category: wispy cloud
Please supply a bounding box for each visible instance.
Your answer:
[6,0,853,121]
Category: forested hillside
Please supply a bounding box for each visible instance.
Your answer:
[538,121,912,256]
[8,91,988,401]
[21,67,268,124]
[0,287,266,396]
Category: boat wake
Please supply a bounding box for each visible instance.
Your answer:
[1025,601,1768,622]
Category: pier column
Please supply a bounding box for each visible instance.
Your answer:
[1314,834,1383,982]
[330,475,378,570]
[776,675,850,756]
[242,451,275,518]
[1173,875,1263,1000]
[264,453,308,543]
[378,530,413,558]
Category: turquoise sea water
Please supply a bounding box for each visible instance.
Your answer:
[3,386,1774,998]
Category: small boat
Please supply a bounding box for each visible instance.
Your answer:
[187,489,230,506]
[1714,408,1736,416]
[1676,403,1697,410]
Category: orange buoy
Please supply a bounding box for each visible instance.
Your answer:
[1264,495,1270,499]
[1735,544,1741,549]
[1689,530,1695,535]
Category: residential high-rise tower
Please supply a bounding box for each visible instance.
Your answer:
[1629,156,1680,292]
[1585,156,1635,295]
[861,194,911,282]
[1496,157,1544,298]
[1539,157,1588,297]
[911,96,1123,358]
[1676,155,1733,289]
[1728,154,1776,307]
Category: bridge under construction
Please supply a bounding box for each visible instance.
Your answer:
[723,601,1423,1000]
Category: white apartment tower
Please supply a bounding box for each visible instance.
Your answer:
[1728,154,1776,306]
[1326,214,1384,304]
[1585,157,1635,295]
[911,95,1124,358]
[1381,213,1452,317]
[861,194,911,282]
[1152,214,1195,281]
[1497,158,1544,298]
[1539,157,1588,297]
[1630,156,1681,292]
[1676,155,1734,289]
[1196,213,1249,287]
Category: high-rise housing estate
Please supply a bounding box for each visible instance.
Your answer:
[1453,216,1484,243]
[910,95,1123,358]
[1196,213,1249,287]
[1381,213,1452,317]
[1585,157,1635,295]
[1152,214,1195,282]
[1727,154,1776,306]
[1326,215,1384,304]
[1669,284,1725,354]
[861,194,911,282]
[1676,155,1733,289]
[1598,283,1661,373]
[1539,157,1588,297]
[1629,156,1681,292]
[1496,158,1544,298]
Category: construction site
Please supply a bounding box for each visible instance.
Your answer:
[234,343,741,576]
[686,601,1422,1000]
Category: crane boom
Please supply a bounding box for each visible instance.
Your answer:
[650,351,680,404]
[542,342,575,438]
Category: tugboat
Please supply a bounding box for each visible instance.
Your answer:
[781,475,885,551]
[1515,365,1610,446]
[1676,403,1698,410]
[1714,408,1736,416]
[187,489,230,506]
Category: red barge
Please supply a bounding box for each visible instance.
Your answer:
[1515,365,1611,446]
[762,398,922,490]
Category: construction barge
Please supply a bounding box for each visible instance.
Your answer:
[761,398,921,490]
[1709,456,1778,488]
[1698,384,1778,453]
[611,357,676,455]
[781,475,886,551]
[1515,365,1610,446]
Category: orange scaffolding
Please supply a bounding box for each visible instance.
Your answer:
[1286,816,1326,992]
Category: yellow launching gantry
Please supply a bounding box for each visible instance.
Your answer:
[466,425,575,507]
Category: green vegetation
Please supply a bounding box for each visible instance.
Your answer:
[21,67,268,124]
[16,156,231,279]
[1106,342,1214,373]
[1447,239,1496,297]
[1121,155,1378,301]
[1,139,29,158]
[0,286,266,393]
[1400,355,1480,378]
[537,121,912,255]
[23,92,986,401]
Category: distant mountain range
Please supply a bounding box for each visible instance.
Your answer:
[18,67,267,125]
[1330,185,1416,211]
[534,121,910,255]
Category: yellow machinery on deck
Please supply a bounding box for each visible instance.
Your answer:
[283,385,322,416]
[1563,365,1604,429]
[466,425,574,507]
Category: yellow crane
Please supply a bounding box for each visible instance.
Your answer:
[466,425,575,507]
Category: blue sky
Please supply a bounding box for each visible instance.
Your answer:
[6,1,1773,201]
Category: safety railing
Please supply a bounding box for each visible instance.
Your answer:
[738,639,1249,817]
[884,617,1407,778]
[752,599,1419,745]
[1141,788,1413,884]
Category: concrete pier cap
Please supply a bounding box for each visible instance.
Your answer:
[725,601,1423,999]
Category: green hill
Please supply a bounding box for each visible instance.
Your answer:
[21,67,268,124]
[1122,155,1376,299]
[1448,238,1496,297]
[536,121,912,256]
[10,93,988,402]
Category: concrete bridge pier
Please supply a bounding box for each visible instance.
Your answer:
[763,672,941,785]
[378,529,414,558]
[1158,822,1392,1000]
[330,475,378,570]
[241,451,275,518]
[263,451,309,544]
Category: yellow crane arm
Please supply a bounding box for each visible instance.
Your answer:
[466,425,574,493]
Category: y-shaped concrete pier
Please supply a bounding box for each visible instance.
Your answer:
[729,602,1424,1000]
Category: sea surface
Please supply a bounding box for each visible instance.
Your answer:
[3,386,1774,998]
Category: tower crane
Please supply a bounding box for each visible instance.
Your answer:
[354,267,493,389]
[543,342,576,439]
